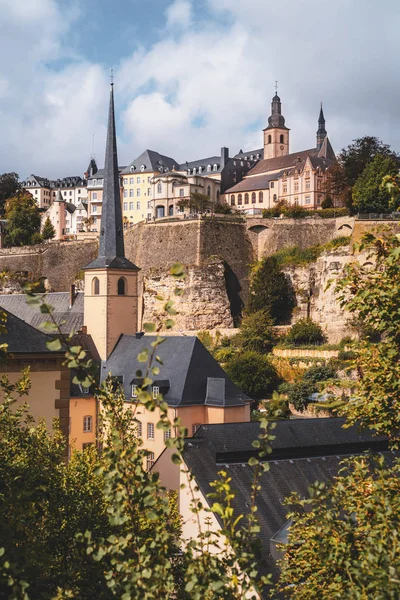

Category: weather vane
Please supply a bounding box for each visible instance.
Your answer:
[110,68,114,86]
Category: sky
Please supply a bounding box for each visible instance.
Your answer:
[0,0,399,179]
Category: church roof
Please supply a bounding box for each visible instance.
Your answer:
[102,334,250,408]
[317,136,336,161]
[226,172,282,194]
[85,84,139,272]
[0,292,84,335]
[247,148,318,176]
[0,308,62,354]
[121,150,178,175]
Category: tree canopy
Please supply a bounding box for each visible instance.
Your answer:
[338,136,398,188]
[5,192,42,246]
[248,256,295,324]
[225,350,278,400]
[42,217,56,241]
[352,154,399,213]
[0,172,21,215]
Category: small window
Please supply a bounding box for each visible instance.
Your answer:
[129,177,134,184]
[140,165,145,172]
[130,166,135,173]
[251,192,256,204]
[273,194,277,202]
[146,452,155,471]
[270,182,274,189]
[131,384,138,398]
[123,202,128,210]
[137,420,142,437]
[268,134,272,144]
[230,194,235,206]
[238,194,242,205]
[92,277,100,295]
[147,422,155,439]
[259,191,264,203]
[152,386,160,399]
[157,183,162,194]
[244,193,249,204]
[179,188,184,197]
[92,192,97,200]
[92,179,97,185]
[137,189,141,197]
[280,134,284,144]
[82,442,94,450]
[137,201,140,210]
[129,189,134,197]
[117,277,126,296]
[83,415,92,432]
[137,176,141,184]
[207,186,211,197]
[207,164,211,172]
[213,164,218,172]
[164,429,171,441]
[192,423,201,435]
[123,189,128,198]
[306,196,311,205]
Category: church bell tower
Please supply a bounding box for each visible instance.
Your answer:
[83,81,140,361]
[263,85,290,160]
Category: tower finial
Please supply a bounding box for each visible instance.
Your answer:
[110,68,114,86]
[275,80,278,94]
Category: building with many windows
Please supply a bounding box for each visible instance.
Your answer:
[21,174,89,210]
[224,93,337,212]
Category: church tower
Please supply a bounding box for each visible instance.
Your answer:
[263,88,290,159]
[83,82,140,361]
[316,104,327,151]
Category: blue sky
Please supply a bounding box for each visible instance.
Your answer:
[0,0,400,178]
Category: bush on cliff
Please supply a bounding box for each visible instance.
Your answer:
[5,192,42,247]
[285,318,326,346]
[236,309,277,354]
[248,256,295,324]
[225,350,279,400]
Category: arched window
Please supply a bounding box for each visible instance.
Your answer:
[259,191,264,203]
[157,182,162,194]
[198,166,202,174]
[92,277,100,295]
[268,135,272,144]
[156,205,165,218]
[216,190,220,200]
[193,168,196,175]
[207,165,211,172]
[117,277,126,296]
[207,185,211,197]
[238,194,242,204]
[244,193,249,204]
[168,205,174,216]
[273,194,277,202]
[230,194,235,206]
[213,164,218,172]
[280,134,284,144]
[251,192,256,204]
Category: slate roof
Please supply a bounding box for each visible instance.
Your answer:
[0,292,84,335]
[22,175,86,190]
[179,156,222,172]
[121,150,178,175]
[87,166,127,182]
[102,334,251,407]
[226,172,282,194]
[234,148,264,160]
[182,418,390,590]
[0,309,59,354]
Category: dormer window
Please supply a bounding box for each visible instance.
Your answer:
[198,166,202,174]
[130,165,136,173]
[187,169,190,175]
[193,168,196,175]
[213,164,218,171]
[207,164,211,172]
[152,385,160,399]
[140,165,146,172]
[131,384,138,398]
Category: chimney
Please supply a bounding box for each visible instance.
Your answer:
[221,147,229,169]
[135,331,145,339]
[69,284,76,309]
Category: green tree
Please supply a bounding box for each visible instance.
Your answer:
[352,154,399,213]
[338,136,398,188]
[0,172,21,215]
[285,318,326,346]
[5,193,42,246]
[177,191,211,213]
[248,256,295,324]
[213,202,231,214]
[41,217,56,241]
[237,309,276,354]
[277,232,400,598]
[225,350,278,400]
[303,364,337,384]
[320,195,333,209]
[286,381,315,412]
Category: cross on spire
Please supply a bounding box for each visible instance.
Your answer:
[110,68,114,86]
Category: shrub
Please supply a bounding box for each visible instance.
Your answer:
[287,381,315,412]
[321,196,334,209]
[315,207,350,218]
[303,364,337,384]
[286,319,326,346]
[225,351,279,400]
[248,256,295,324]
[284,205,308,219]
[338,349,358,361]
[213,203,232,214]
[237,309,276,354]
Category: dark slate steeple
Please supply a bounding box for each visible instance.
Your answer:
[265,92,289,130]
[85,84,138,271]
[316,104,327,151]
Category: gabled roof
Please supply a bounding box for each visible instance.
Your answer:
[102,334,250,407]
[0,292,84,335]
[0,309,60,354]
[182,419,389,589]
[317,136,336,161]
[121,150,178,175]
[225,172,282,194]
[247,148,319,176]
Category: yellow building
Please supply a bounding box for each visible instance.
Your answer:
[224,94,338,212]
[120,150,179,225]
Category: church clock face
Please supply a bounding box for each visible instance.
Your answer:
[280,145,284,150]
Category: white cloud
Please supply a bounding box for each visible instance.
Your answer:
[1,0,400,178]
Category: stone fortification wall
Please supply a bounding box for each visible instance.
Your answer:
[142,258,233,331]
[0,240,98,291]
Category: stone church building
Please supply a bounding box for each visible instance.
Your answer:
[224,92,337,212]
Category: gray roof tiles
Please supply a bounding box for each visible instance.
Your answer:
[0,309,58,354]
[102,334,250,407]
[121,150,178,175]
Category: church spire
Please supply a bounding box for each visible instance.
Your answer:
[85,83,138,271]
[316,103,327,151]
[263,86,290,159]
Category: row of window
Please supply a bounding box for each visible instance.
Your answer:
[266,134,286,144]
[123,176,149,185]
[136,421,201,440]
[188,164,219,176]
[92,276,126,296]
[123,202,141,211]
[231,191,264,205]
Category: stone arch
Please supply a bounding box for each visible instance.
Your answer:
[248,225,269,234]
[338,223,352,231]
